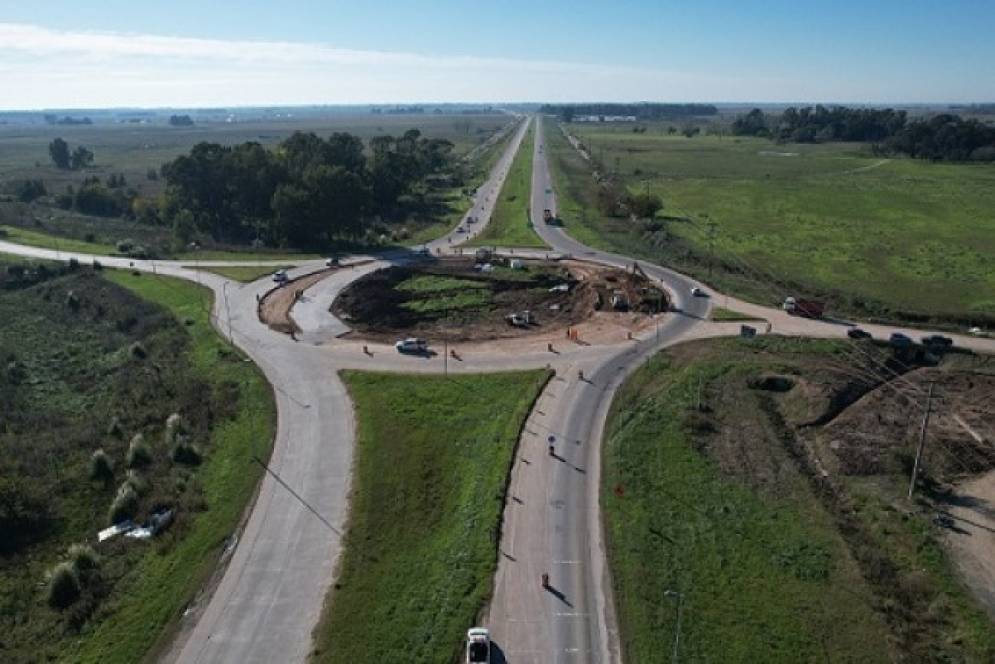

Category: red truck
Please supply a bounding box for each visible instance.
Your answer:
[782,297,825,318]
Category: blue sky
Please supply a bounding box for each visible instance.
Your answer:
[1,0,992,109]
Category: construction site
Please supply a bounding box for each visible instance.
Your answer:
[330,256,666,342]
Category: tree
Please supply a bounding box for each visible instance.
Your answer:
[49,138,71,169]
[627,192,663,219]
[70,146,94,170]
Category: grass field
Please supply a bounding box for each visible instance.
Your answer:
[0,113,511,199]
[710,306,765,322]
[469,119,547,248]
[311,369,551,663]
[1,223,118,254]
[602,336,995,662]
[196,265,288,282]
[0,259,275,663]
[547,118,995,326]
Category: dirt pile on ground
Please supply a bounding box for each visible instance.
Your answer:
[331,257,663,342]
[817,367,995,479]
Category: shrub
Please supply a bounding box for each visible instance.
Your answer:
[106,416,123,438]
[47,562,81,609]
[129,342,147,360]
[107,483,139,524]
[92,259,102,271]
[65,290,80,311]
[89,449,114,484]
[126,433,152,468]
[124,469,149,496]
[171,439,202,465]
[116,239,134,254]
[67,544,100,573]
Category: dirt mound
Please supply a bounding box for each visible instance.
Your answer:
[331,257,663,342]
[817,368,995,479]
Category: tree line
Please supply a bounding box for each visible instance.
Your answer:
[542,103,718,121]
[161,129,455,249]
[48,138,94,170]
[731,105,995,161]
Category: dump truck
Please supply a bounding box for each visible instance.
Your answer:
[783,297,824,318]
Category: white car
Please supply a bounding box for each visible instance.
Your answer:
[272,269,289,284]
[466,627,490,664]
[325,257,339,267]
[690,286,705,297]
[394,338,428,354]
[969,326,989,338]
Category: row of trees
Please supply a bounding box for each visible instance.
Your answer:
[162,129,455,249]
[542,103,718,121]
[48,138,94,170]
[731,105,995,161]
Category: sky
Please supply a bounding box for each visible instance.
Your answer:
[1,0,993,110]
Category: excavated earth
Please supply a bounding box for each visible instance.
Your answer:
[331,257,664,342]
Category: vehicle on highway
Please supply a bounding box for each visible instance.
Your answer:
[969,326,989,337]
[889,332,913,348]
[507,310,534,327]
[272,269,289,284]
[457,226,466,233]
[783,296,825,318]
[325,257,339,267]
[394,338,428,354]
[847,328,872,340]
[690,286,706,297]
[466,627,490,664]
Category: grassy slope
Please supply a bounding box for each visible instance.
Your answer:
[469,120,547,248]
[311,369,551,663]
[602,337,995,662]
[76,271,275,662]
[1,224,117,254]
[548,118,995,324]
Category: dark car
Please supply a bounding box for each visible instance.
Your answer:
[921,334,953,348]
[889,332,913,348]
[847,328,872,340]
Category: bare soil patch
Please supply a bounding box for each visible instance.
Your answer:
[258,268,333,334]
[331,257,664,343]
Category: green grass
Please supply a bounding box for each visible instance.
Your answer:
[397,274,489,294]
[195,265,288,282]
[710,307,765,322]
[395,274,493,315]
[468,119,547,248]
[75,271,275,663]
[548,118,995,325]
[602,337,995,662]
[0,261,275,663]
[311,369,551,663]
[1,224,117,254]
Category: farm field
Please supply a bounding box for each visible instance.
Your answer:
[311,369,550,664]
[0,260,275,663]
[547,118,995,326]
[469,120,547,248]
[0,113,512,198]
[603,336,995,663]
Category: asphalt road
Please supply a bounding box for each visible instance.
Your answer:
[2,111,993,664]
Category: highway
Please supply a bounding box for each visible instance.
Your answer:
[1,112,992,664]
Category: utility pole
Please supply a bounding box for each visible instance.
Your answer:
[908,382,935,499]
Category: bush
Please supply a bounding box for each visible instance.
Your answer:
[126,433,152,468]
[106,416,124,438]
[47,562,81,609]
[107,483,139,524]
[171,439,202,465]
[89,449,114,484]
[125,469,149,496]
[67,544,100,573]
[129,342,147,360]
[116,239,134,254]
